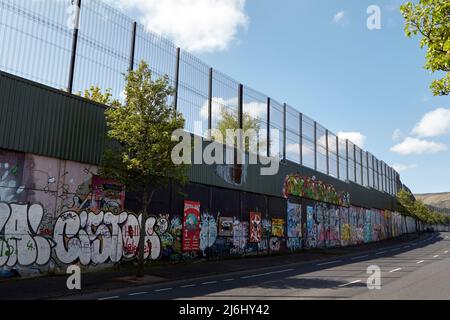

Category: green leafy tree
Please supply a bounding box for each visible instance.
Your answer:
[78,86,116,105]
[98,61,189,277]
[401,0,450,96]
[216,107,266,153]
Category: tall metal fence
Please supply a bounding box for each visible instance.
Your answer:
[0,0,399,196]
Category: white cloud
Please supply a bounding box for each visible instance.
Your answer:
[390,137,448,155]
[332,11,346,25]
[105,0,249,53]
[200,97,266,121]
[337,132,366,148]
[392,128,405,142]
[412,108,450,138]
[391,163,417,173]
[287,143,300,156]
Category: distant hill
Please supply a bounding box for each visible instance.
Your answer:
[415,192,450,209]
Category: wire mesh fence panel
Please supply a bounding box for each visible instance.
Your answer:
[348,141,356,183]
[134,24,178,107]
[0,0,72,89]
[338,137,347,181]
[211,70,239,140]
[269,99,284,160]
[328,131,338,178]
[178,51,209,135]
[316,123,327,174]
[243,85,268,155]
[0,0,401,188]
[302,115,315,169]
[285,105,300,163]
[73,0,132,100]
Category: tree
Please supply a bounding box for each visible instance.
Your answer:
[216,107,267,154]
[401,0,450,96]
[98,61,189,277]
[79,86,115,105]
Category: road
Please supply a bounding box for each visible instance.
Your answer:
[73,232,450,300]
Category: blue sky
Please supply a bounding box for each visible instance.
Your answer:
[1,0,448,194]
[119,0,449,194]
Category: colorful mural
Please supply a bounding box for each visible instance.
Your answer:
[271,219,285,238]
[282,174,350,207]
[287,202,302,238]
[182,201,201,251]
[249,212,262,243]
[0,149,419,278]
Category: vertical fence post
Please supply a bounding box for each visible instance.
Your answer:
[67,0,81,94]
[283,103,287,161]
[299,113,303,166]
[238,84,244,155]
[174,47,181,110]
[346,139,349,182]
[366,152,370,188]
[267,97,271,158]
[353,144,357,183]
[325,129,329,175]
[336,136,340,179]
[129,21,137,71]
[314,121,317,171]
[208,68,213,138]
[360,148,364,186]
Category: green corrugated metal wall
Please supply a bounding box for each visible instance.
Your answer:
[0,71,107,165]
[0,71,398,210]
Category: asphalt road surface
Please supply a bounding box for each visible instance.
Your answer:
[73,232,450,300]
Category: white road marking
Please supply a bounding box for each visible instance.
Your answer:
[240,269,294,279]
[98,296,120,301]
[444,251,448,254]
[351,255,369,260]
[201,281,218,285]
[416,260,425,264]
[390,268,402,273]
[316,260,342,266]
[128,292,148,296]
[223,279,234,282]
[338,280,362,288]
[376,251,387,255]
[180,284,196,288]
[155,288,173,292]
[433,255,439,258]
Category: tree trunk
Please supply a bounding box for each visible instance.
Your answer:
[136,189,151,278]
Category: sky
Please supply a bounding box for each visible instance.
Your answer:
[103,0,449,194]
[2,0,449,194]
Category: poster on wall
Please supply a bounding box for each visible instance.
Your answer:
[249,212,262,243]
[271,218,285,237]
[182,201,201,251]
[218,217,234,237]
[287,202,302,238]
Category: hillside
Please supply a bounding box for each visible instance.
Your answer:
[415,192,450,209]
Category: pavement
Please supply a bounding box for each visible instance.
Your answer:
[71,232,450,300]
[1,232,447,300]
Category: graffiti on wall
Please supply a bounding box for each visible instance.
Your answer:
[287,202,301,238]
[0,202,162,268]
[306,206,317,248]
[282,174,350,207]
[199,212,217,254]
